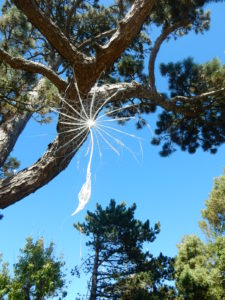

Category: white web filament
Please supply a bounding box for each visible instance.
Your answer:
[72,122,95,215]
[52,80,144,216]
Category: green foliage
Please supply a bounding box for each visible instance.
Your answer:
[152,58,225,156]
[152,0,211,33]
[175,235,225,300]
[0,2,36,54]
[0,237,67,299]
[199,169,225,237]
[0,63,36,121]
[119,269,176,300]
[175,235,212,300]
[0,156,20,179]
[175,169,225,299]
[118,54,146,82]
[0,255,10,299]
[0,0,150,123]
[73,199,174,299]
[207,236,225,299]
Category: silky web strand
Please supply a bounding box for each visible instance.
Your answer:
[72,129,94,215]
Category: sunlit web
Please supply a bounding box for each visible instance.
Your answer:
[51,80,143,215]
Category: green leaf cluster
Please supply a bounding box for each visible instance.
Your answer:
[0,237,66,299]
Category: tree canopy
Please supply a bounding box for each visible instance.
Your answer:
[0,0,225,209]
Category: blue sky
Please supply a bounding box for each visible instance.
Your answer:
[1,1,225,298]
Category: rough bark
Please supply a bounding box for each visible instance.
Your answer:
[1,79,224,209]
[0,113,31,168]
[94,0,155,75]
[14,0,155,91]
[0,133,86,208]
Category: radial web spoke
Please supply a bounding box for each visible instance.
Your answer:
[57,127,88,151]
[95,127,120,156]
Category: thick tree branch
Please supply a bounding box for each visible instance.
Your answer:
[0,113,31,168]
[94,0,155,72]
[0,49,67,92]
[94,82,225,117]
[149,21,189,91]
[0,130,88,209]
[13,0,92,66]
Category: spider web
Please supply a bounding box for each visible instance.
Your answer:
[51,78,145,215]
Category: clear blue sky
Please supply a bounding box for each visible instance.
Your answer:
[1,1,225,298]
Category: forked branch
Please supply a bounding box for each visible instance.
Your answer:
[94,0,155,72]
[13,0,92,66]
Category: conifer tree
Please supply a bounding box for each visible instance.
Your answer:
[73,199,174,299]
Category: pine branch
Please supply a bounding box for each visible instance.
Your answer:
[0,48,67,92]
[171,87,225,103]
[148,20,190,91]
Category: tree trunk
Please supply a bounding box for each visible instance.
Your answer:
[0,113,31,168]
[24,285,31,300]
[90,240,100,300]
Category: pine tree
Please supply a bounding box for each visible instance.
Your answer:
[73,199,174,299]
